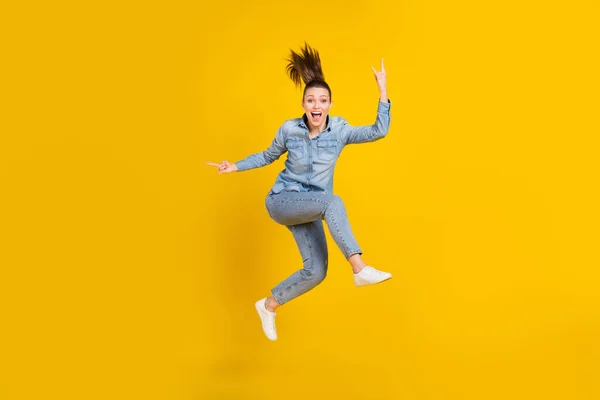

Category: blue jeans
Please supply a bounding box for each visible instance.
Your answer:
[265,191,363,305]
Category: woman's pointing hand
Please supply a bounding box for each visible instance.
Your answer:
[206,160,238,174]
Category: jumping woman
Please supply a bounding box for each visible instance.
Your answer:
[207,43,393,341]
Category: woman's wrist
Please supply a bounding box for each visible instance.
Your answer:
[379,88,388,103]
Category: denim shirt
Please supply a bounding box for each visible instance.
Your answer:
[235,99,391,195]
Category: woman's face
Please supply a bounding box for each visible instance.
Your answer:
[302,87,332,130]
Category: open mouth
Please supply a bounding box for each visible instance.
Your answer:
[310,111,323,123]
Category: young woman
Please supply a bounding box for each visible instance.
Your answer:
[207,43,392,341]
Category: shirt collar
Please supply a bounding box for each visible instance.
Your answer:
[299,114,332,132]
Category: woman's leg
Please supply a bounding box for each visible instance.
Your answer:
[256,192,391,340]
[266,192,362,261]
[266,219,328,311]
[266,192,391,288]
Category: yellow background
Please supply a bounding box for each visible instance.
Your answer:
[1,0,599,399]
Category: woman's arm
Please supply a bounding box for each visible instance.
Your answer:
[340,59,391,145]
[339,100,391,145]
[206,124,288,174]
[233,123,288,172]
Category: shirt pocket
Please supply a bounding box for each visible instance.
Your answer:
[286,139,304,161]
[317,139,338,161]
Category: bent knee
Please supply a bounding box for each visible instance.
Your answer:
[313,268,327,283]
[302,264,328,283]
[331,195,343,206]
[325,195,344,212]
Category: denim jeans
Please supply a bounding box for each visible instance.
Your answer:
[265,191,363,305]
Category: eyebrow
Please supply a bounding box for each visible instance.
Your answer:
[306,95,329,99]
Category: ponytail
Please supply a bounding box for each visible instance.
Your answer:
[285,42,332,99]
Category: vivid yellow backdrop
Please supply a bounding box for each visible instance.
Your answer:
[1,1,599,399]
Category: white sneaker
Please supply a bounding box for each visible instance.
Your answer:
[255,298,277,341]
[354,266,392,287]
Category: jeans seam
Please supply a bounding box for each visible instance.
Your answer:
[268,194,360,259]
[303,230,314,278]
[270,195,355,257]
[268,196,329,205]
[325,202,351,258]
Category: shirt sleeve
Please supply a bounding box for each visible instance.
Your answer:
[340,99,392,145]
[235,123,288,172]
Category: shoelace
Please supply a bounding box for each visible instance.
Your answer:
[366,268,386,275]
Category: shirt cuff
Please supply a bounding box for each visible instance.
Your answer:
[377,99,391,114]
[234,159,251,172]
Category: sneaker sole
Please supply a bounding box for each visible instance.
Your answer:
[355,274,392,287]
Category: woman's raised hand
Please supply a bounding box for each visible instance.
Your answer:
[372,58,387,89]
[206,160,238,174]
[371,58,388,102]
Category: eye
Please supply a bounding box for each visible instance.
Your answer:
[320,99,327,104]
[307,99,313,103]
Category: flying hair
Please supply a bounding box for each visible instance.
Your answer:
[285,42,326,88]
[285,42,332,99]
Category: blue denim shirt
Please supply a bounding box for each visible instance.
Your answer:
[235,99,391,195]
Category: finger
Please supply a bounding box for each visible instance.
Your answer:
[372,66,377,74]
[381,58,385,72]
[206,162,219,167]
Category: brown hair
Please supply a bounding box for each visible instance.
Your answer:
[286,42,332,99]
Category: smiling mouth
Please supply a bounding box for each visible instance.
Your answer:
[310,111,323,122]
